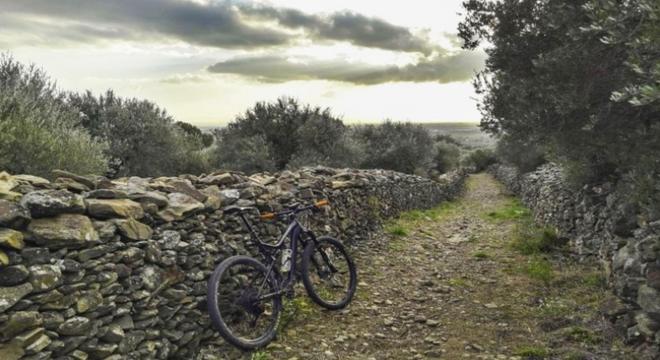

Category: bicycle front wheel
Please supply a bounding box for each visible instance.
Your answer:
[207,255,282,350]
[302,236,357,310]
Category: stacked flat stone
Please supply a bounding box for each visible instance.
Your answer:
[491,163,660,354]
[0,167,466,359]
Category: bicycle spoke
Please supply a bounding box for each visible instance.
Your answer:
[214,261,279,342]
[308,242,352,304]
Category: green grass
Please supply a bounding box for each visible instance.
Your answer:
[473,251,490,259]
[521,257,554,283]
[251,351,269,360]
[277,297,313,333]
[396,201,459,224]
[564,326,602,345]
[385,224,408,237]
[383,200,459,241]
[486,198,530,221]
[582,272,606,288]
[448,278,467,287]
[513,345,550,358]
[511,220,562,255]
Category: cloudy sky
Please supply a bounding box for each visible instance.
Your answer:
[0,0,485,126]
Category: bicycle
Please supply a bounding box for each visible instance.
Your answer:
[207,200,358,350]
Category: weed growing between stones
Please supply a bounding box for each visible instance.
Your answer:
[384,224,408,237]
[513,345,549,358]
[277,296,314,335]
[472,251,490,259]
[485,197,530,221]
[562,326,602,345]
[250,351,269,360]
[520,256,554,283]
[383,199,460,240]
[511,220,562,255]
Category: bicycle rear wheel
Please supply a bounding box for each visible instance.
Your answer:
[207,255,281,350]
[302,236,357,310]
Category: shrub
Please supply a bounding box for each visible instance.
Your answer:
[175,121,214,148]
[523,256,554,283]
[212,132,276,174]
[68,90,210,177]
[511,220,563,255]
[212,97,352,172]
[352,120,434,174]
[495,135,546,173]
[432,140,461,174]
[0,56,108,178]
[461,148,496,172]
[460,0,660,211]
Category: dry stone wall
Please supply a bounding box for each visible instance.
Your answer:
[0,167,465,359]
[491,163,660,352]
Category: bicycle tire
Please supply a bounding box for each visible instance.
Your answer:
[301,236,357,310]
[207,255,282,350]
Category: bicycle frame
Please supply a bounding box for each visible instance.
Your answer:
[237,212,316,300]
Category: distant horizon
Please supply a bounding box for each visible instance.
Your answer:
[196,119,481,129]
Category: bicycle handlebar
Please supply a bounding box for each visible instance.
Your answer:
[259,199,330,221]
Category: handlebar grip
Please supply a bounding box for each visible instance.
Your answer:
[314,199,329,208]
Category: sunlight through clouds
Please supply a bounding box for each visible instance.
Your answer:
[0,0,482,125]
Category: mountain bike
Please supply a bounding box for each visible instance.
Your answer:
[207,200,357,350]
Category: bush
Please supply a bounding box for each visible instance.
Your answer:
[68,90,211,177]
[511,220,563,255]
[461,149,497,172]
[460,0,660,209]
[175,121,214,148]
[352,120,434,175]
[211,97,352,172]
[432,140,461,174]
[212,132,276,173]
[495,134,546,173]
[0,56,108,178]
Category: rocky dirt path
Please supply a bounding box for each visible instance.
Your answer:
[202,174,640,360]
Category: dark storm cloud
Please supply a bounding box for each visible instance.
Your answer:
[207,51,486,85]
[0,0,290,48]
[0,0,435,53]
[239,5,435,54]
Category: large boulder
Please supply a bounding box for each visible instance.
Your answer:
[27,214,100,248]
[149,178,207,202]
[115,218,153,241]
[0,311,43,341]
[0,282,33,313]
[28,264,62,292]
[0,229,25,250]
[51,169,96,189]
[200,186,222,210]
[0,172,21,202]
[85,199,144,220]
[57,316,92,336]
[219,189,240,206]
[157,193,204,221]
[0,200,31,229]
[638,285,660,313]
[19,190,85,217]
[199,172,236,186]
[0,265,30,286]
[128,191,169,209]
